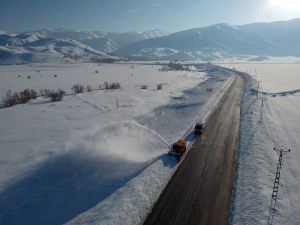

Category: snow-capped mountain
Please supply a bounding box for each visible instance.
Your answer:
[238,18,300,53]
[113,20,300,60]
[78,38,121,53]
[0,33,38,46]
[92,29,170,46]
[25,29,101,40]
[0,28,170,64]
[1,19,300,64]
[0,34,109,64]
[22,29,169,49]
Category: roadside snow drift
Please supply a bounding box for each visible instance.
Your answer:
[0,121,175,225]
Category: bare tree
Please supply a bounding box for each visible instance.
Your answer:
[2,90,17,107]
[71,84,85,93]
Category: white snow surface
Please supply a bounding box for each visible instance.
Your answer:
[229,63,300,225]
[0,63,232,225]
[3,61,298,224]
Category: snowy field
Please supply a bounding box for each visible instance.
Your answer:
[228,63,300,225]
[3,61,298,225]
[0,63,233,225]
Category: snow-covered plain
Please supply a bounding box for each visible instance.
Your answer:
[0,63,232,225]
[229,63,300,225]
[2,61,298,225]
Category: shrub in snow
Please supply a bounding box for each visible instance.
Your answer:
[40,89,52,97]
[30,89,38,99]
[159,66,169,72]
[18,75,21,78]
[21,89,31,102]
[54,74,57,77]
[49,89,65,101]
[71,84,85,93]
[86,85,93,92]
[3,89,38,106]
[15,92,28,104]
[17,89,37,103]
[102,82,121,90]
[95,70,98,73]
[141,85,148,89]
[157,83,163,90]
[28,76,31,79]
[109,82,121,89]
[104,82,109,89]
[2,90,17,107]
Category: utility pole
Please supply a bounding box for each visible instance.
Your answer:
[257,80,262,97]
[254,69,262,97]
[258,97,267,123]
[272,148,291,198]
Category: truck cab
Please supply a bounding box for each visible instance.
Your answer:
[194,120,205,134]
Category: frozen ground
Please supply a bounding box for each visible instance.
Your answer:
[229,63,300,225]
[0,63,232,225]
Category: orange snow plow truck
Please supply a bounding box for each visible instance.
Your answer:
[168,139,187,161]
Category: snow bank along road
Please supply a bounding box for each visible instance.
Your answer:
[143,69,246,225]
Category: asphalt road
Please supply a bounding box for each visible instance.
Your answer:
[143,69,246,225]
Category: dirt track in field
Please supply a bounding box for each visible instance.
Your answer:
[143,69,246,225]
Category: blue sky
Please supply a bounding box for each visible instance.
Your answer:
[0,0,300,33]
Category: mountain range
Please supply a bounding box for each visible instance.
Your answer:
[0,18,299,64]
[0,29,169,64]
[114,19,300,61]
